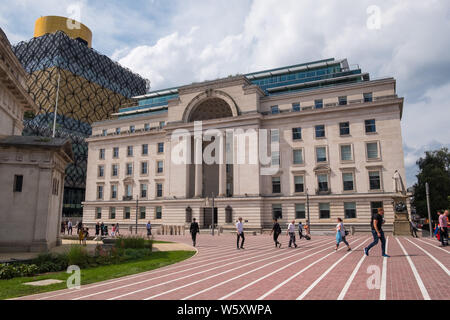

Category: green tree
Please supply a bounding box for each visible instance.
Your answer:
[412,148,450,221]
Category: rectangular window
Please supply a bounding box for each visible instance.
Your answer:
[111,185,117,199]
[364,92,373,103]
[319,203,330,219]
[315,125,325,138]
[96,208,102,220]
[97,185,103,200]
[159,121,165,128]
[367,142,379,159]
[339,96,348,106]
[126,163,133,176]
[155,206,162,219]
[142,144,148,155]
[365,119,376,133]
[13,175,23,192]
[110,207,116,219]
[318,174,329,192]
[98,165,104,177]
[126,184,132,197]
[340,145,352,161]
[113,147,119,158]
[369,171,381,190]
[271,105,279,114]
[144,123,150,131]
[99,149,105,160]
[140,207,146,220]
[115,128,121,135]
[295,204,306,219]
[156,183,163,198]
[272,177,281,194]
[141,162,148,175]
[272,204,283,220]
[271,151,280,166]
[270,129,279,143]
[102,129,107,136]
[343,172,354,191]
[371,202,384,216]
[292,127,302,140]
[294,176,304,193]
[157,161,164,174]
[292,103,301,112]
[316,147,327,163]
[124,207,131,219]
[339,122,350,136]
[127,146,133,157]
[158,142,164,154]
[344,202,357,219]
[141,184,147,198]
[129,125,135,133]
[112,164,118,177]
[293,149,303,165]
[315,99,323,109]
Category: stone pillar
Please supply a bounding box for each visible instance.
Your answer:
[194,137,203,198]
[218,132,227,197]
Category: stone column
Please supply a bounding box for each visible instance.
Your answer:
[194,136,203,198]
[218,132,227,197]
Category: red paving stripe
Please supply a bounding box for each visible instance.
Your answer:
[398,237,449,300]
[180,239,333,300]
[404,238,450,275]
[415,238,450,254]
[337,248,367,300]
[256,238,365,300]
[395,237,430,300]
[298,237,371,300]
[140,240,330,300]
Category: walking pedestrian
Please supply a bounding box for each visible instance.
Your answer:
[287,220,298,248]
[78,225,84,245]
[270,218,282,248]
[95,222,100,240]
[61,221,66,234]
[68,220,73,235]
[439,210,448,247]
[146,221,152,238]
[410,220,419,238]
[298,221,304,240]
[115,223,120,236]
[236,217,245,250]
[190,218,200,247]
[335,218,351,252]
[77,221,82,235]
[100,222,105,236]
[364,208,390,257]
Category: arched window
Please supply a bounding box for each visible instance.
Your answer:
[185,207,193,223]
[225,206,233,224]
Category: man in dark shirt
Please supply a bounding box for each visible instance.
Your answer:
[270,219,282,248]
[365,208,390,257]
[190,218,200,247]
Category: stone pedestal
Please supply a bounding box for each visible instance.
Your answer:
[393,196,411,236]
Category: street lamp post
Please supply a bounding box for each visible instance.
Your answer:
[425,182,432,238]
[306,188,311,232]
[135,196,139,235]
[211,193,215,236]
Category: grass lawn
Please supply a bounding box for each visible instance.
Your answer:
[0,250,195,300]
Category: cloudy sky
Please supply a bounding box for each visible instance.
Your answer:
[1,0,449,186]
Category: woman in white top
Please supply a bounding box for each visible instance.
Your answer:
[335,218,351,252]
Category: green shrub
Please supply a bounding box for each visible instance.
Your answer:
[0,263,39,279]
[115,237,153,250]
[67,245,91,268]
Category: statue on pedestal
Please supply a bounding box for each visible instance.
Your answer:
[392,170,410,235]
[392,170,407,196]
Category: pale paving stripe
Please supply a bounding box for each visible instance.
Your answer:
[110,242,309,300]
[141,239,328,301]
[296,238,369,300]
[37,241,267,300]
[76,243,281,300]
[181,239,332,300]
[416,238,450,255]
[380,236,389,300]
[395,237,431,300]
[404,238,450,276]
[256,237,365,300]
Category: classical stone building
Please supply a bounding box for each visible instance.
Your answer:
[83,58,407,233]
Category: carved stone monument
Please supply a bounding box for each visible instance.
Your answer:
[392,171,410,236]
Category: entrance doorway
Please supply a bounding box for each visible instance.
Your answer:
[203,207,218,229]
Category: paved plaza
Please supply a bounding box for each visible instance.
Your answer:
[14,234,450,301]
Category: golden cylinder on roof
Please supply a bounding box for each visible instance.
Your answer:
[34,16,92,48]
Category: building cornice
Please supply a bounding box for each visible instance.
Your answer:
[178,76,252,96]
